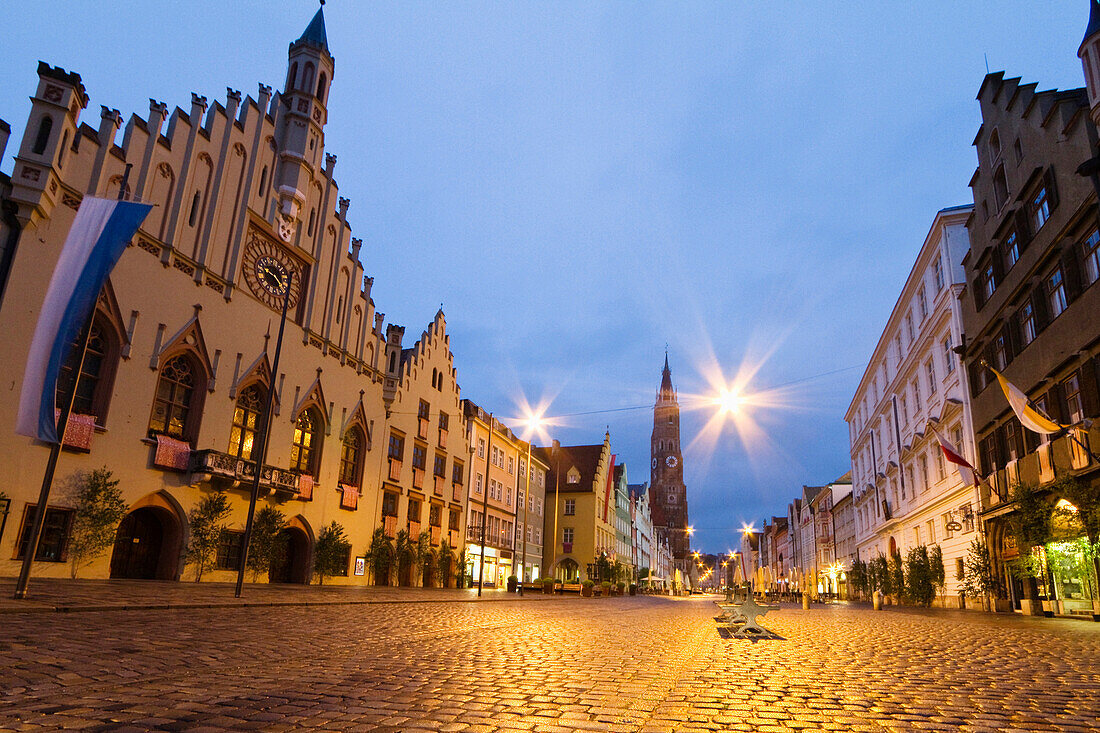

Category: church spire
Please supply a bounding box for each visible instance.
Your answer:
[659,351,674,400]
[296,5,329,51]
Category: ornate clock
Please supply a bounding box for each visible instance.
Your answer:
[665,455,678,468]
[241,227,303,311]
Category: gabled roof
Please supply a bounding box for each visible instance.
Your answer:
[534,443,605,494]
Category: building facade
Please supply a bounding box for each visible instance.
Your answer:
[0,9,467,586]
[628,482,653,580]
[463,401,521,588]
[960,16,1100,615]
[847,206,980,603]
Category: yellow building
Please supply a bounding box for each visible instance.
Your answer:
[536,434,616,582]
[0,8,464,586]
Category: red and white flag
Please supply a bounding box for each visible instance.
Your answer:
[931,426,978,488]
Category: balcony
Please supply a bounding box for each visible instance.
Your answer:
[434,474,446,496]
[189,449,300,497]
[388,459,402,482]
[452,482,464,503]
[412,467,425,489]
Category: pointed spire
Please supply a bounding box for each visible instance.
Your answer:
[297,4,329,50]
[1087,0,1100,45]
[660,351,674,395]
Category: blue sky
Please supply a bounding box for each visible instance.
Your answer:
[0,2,1088,553]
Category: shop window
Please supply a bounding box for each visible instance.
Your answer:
[15,505,73,562]
[228,384,264,460]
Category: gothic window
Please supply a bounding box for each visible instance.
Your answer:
[55,316,119,424]
[287,62,298,91]
[188,191,201,227]
[388,351,397,372]
[228,384,264,460]
[307,208,315,237]
[290,408,322,477]
[303,63,315,94]
[32,115,52,155]
[992,165,1008,210]
[58,130,69,167]
[988,129,1001,162]
[257,166,268,198]
[316,73,327,103]
[148,355,200,441]
[339,427,364,486]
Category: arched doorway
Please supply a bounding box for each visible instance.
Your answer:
[269,525,310,584]
[110,503,183,580]
[422,551,436,588]
[888,536,898,557]
[558,558,579,582]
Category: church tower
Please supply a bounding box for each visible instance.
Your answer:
[650,353,690,563]
[274,4,334,244]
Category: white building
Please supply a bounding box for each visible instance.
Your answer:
[629,482,654,579]
[846,206,981,604]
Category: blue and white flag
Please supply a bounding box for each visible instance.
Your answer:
[16,197,151,443]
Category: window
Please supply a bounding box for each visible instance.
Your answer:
[912,378,921,404]
[980,263,996,302]
[56,318,117,423]
[1031,186,1050,231]
[1013,138,1023,165]
[1018,301,1036,347]
[927,520,936,544]
[1063,373,1084,425]
[32,115,53,155]
[452,461,464,485]
[216,531,244,570]
[449,508,460,531]
[936,449,946,481]
[1004,420,1021,462]
[1003,230,1019,269]
[257,166,268,197]
[991,333,1008,371]
[563,527,574,544]
[926,359,937,395]
[942,336,955,373]
[475,473,483,495]
[429,503,442,527]
[988,129,1001,161]
[316,72,327,103]
[439,412,449,431]
[382,491,398,517]
[905,312,914,343]
[1084,230,1100,286]
[418,399,430,421]
[339,428,364,486]
[149,355,197,440]
[408,499,421,524]
[290,409,321,476]
[412,444,427,471]
[506,486,513,506]
[477,438,485,458]
[919,456,928,492]
[433,453,446,478]
[899,395,908,424]
[992,165,1008,210]
[388,432,404,461]
[15,505,73,562]
[564,499,576,516]
[507,456,514,474]
[331,544,350,576]
[1045,267,1067,319]
[188,191,201,227]
[933,259,945,291]
[916,288,927,320]
[228,384,264,460]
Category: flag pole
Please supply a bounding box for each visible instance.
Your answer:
[13,165,132,600]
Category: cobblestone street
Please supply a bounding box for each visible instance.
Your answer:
[2,593,1100,732]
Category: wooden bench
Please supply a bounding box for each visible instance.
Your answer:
[560,583,582,594]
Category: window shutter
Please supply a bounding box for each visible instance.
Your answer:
[1031,285,1049,331]
[1043,167,1059,212]
[1061,245,1083,303]
[1011,418,1026,458]
[1080,357,1100,418]
[991,251,1005,284]
[1014,209,1032,250]
[968,360,982,398]
[999,323,1015,365]
[1046,383,1066,425]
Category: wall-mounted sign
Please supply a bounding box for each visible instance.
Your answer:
[945,521,962,532]
[354,556,366,576]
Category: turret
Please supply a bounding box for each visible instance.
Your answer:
[1079,0,1100,126]
[275,4,335,246]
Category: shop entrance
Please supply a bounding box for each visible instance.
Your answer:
[269,526,310,584]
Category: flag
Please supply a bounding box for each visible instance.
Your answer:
[931,426,979,488]
[987,365,1065,435]
[16,197,151,442]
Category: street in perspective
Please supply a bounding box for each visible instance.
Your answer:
[1,1,1100,731]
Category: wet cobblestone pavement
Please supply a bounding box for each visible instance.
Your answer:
[2,594,1099,731]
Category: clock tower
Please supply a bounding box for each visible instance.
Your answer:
[651,352,690,563]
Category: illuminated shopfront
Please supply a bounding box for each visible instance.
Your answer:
[466,545,513,587]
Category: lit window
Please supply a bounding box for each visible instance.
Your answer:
[1045,268,1067,319]
[1003,230,1019,269]
[1018,301,1036,346]
[1031,186,1050,231]
[1084,230,1100,286]
[229,384,264,460]
[149,355,197,440]
[290,409,321,476]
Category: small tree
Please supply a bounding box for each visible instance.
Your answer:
[246,506,287,581]
[187,492,231,582]
[394,529,414,586]
[67,468,129,579]
[904,545,935,607]
[928,544,945,603]
[455,548,468,588]
[314,521,351,585]
[888,551,905,600]
[848,558,868,599]
[416,529,433,586]
[870,554,889,595]
[437,540,454,587]
[962,538,999,603]
[366,527,393,586]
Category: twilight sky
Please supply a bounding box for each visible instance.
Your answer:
[0,2,1088,553]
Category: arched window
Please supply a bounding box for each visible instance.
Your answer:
[992,165,1008,210]
[55,316,119,424]
[432,368,438,390]
[307,208,315,237]
[228,384,265,460]
[339,427,364,486]
[988,129,1001,162]
[290,408,322,477]
[58,130,69,167]
[316,73,327,104]
[388,351,397,372]
[287,62,298,92]
[188,191,201,227]
[335,295,343,324]
[257,166,268,198]
[32,116,53,155]
[148,355,197,439]
[303,63,315,94]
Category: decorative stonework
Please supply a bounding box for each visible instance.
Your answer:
[20,166,41,182]
[61,194,82,210]
[172,258,195,276]
[204,277,224,294]
[137,239,161,257]
[240,224,305,311]
[44,84,64,103]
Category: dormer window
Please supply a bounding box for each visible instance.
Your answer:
[567,467,580,484]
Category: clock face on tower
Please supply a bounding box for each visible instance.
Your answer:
[665,455,678,468]
[241,227,304,312]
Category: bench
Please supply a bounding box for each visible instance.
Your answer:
[559,583,582,594]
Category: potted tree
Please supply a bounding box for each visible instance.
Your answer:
[581,579,594,597]
[629,582,637,596]
[507,574,519,593]
[600,581,612,597]
[617,581,626,596]
[542,577,556,594]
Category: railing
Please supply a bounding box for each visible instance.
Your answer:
[189,449,300,496]
[434,474,446,495]
[388,459,402,482]
[452,482,464,502]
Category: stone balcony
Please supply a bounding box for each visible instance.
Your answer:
[188,448,301,497]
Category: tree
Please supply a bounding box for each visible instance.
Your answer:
[904,545,935,607]
[848,558,868,599]
[888,551,905,600]
[437,540,454,588]
[962,538,999,603]
[187,492,231,582]
[246,505,287,581]
[394,529,414,586]
[313,521,351,585]
[366,527,393,586]
[455,548,468,588]
[1052,475,1100,602]
[928,544,946,602]
[870,554,889,595]
[416,529,433,586]
[67,468,128,578]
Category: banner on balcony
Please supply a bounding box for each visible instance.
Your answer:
[16,197,151,443]
[987,365,1065,435]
